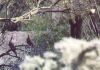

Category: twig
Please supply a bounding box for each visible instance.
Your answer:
[0,6,70,23]
[72,46,98,70]
[0,50,11,57]
[0,64,12,68]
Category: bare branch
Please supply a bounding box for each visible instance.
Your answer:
[9,54,20,59]
[0,64,12,67]
[78,46,98,62]
[0,50,11,57]
[0,6,70,23]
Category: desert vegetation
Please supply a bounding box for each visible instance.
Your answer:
[0,0,100,70]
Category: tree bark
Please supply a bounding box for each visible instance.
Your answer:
[69,15,82,39]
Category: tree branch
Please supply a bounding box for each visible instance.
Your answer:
[0,6,70,23]
[0,64,12,67]
[0,50,11,57]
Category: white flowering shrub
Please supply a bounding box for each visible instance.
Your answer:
[19,37,100,70]
[54,37,100,70]
[19,55,44,70]
[19,51,59,70]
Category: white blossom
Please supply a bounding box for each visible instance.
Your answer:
[54,37,88,64]
[19,62,40,70]
[19,55,44,70]
[19,37,100,70]
[90,8,96,14]
[43,51,57,59]
[42,59,58,70]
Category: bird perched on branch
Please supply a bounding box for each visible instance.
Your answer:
[8,36,17,57]
[26,35,34,47]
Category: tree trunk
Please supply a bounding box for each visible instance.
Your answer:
[69,15,82,39]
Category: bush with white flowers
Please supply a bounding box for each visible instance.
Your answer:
[19,37,100,70]
[19,51,59,70]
